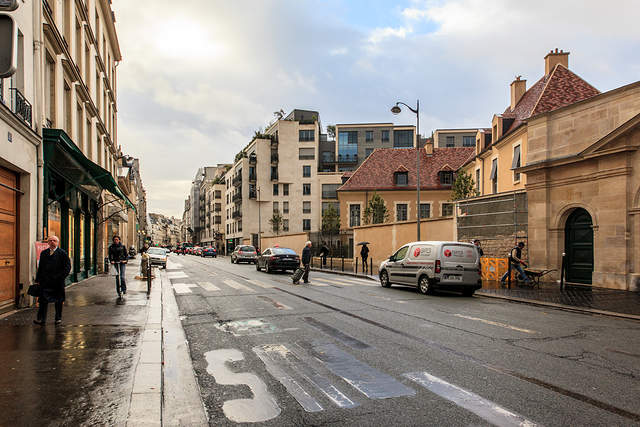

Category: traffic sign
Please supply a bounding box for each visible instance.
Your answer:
[0,14,17,78]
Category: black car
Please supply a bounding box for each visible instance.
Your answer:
[256,247,300,273]
[201,247,217,258]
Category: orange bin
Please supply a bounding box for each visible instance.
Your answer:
[481,257,516,281]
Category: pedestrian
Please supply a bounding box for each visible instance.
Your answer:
[473,239,484,257]
[33,235,71,325]
[500,242,530,285]
[320,242,329,266]
[360,243,369,273]
[298,241,312,284]
[108,235,129,298]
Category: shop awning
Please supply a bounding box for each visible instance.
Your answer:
[43,129,136,211]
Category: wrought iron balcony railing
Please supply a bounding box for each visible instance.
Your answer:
[10,88,32,128]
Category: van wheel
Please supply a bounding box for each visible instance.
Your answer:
[380,271,391,288]
[418,276,433,295]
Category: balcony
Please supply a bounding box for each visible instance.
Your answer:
[249,154,257,165]
[232,210,242,219]
[10,88,33,128]
[232,174,242,186]
[232,192,242,202]
[249,190,257,199]
[271,152,279,163]
[270,136,278,148]
[338,154,358,164]
[249,172,257,182]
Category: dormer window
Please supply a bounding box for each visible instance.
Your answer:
[394,172,408,186]
[439,171,454,185]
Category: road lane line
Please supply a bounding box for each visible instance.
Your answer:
[223,279,255,292]
[404,372,538,427]
[198,281,220,292]
[453,314,537,334]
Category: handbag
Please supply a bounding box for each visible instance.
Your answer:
[27,284,42,297]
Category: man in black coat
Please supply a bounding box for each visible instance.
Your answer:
[108,235,128,298]
[34,235,71,325]
[301,241,312,284]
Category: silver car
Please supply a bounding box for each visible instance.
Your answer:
[379,241,481,296]
[147,247,167,269]
[231,245,257,264]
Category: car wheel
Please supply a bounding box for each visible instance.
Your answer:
[418,275,433,295]
[380,270,391,288]
[231,257,235,264]
[256,262,261,271]
[265,263,271,274]
[462,289,475,297]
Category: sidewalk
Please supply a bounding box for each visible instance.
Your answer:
[0,258,191,426]
[311,268,640,320]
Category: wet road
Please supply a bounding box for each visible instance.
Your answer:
[168,255,640,426]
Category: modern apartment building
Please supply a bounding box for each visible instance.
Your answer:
[319,123,416,172]
[200,165,228,252]
[433,128,485,148]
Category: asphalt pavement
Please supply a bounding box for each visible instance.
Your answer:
[167,254,640,426]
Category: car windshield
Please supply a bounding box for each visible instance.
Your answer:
[148,248,165,255]
[273,248,296,255]
[240,246,255,252]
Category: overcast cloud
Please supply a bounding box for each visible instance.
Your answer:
[111,0,640,217]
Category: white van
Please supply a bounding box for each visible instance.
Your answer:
[378,241,481,296]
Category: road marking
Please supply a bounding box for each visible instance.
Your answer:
[172,283,199,294]
[166,262,183,269]
[167,271,189,279]
[205,349,281,423]
[248,279,273,288]
[453,314,537,334]
[258,295,292,310]
[404,372,538,427]
[198,281,220,292]
[254,345,323,412]
[331,277,378,286]
[223,279,255,292]
[299,342,415,399]
[309,279,341,287]
[216,319,279,336]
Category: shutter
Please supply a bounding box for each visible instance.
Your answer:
[489,159,497,180]
[511,145,521,169]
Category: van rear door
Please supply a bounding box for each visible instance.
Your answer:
[439,244,479,286]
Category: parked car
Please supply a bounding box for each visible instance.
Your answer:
[256,247,300,273]
[378,241,481,296]
[147,247,168,269]
[194,247,203,256]
[231,245,257,264]
[201,247,217,258]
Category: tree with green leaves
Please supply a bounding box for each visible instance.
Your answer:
[363,193,389,225]
[451,170,478,200]
[269,212,283,236]
[322,204,340,233]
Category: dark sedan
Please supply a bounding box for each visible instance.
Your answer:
[201,247,217,258]
[256,247,300,273]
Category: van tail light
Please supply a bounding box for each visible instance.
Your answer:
[435,260,441,274]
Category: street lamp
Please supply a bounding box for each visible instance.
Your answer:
[391,100,421,240]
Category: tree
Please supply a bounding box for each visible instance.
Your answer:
[321,204,340,234]
[363,193,389,225]
[273,109,285,120]
[326,125,336,140]
[451,170,478,200]
[269,212,283,236]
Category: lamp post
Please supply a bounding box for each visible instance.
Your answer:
[391,99,421,240]
[257,186,261,252]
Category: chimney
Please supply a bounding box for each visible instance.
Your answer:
[544,48,569,75]
[510,76,526,111]
[424,138,434,155]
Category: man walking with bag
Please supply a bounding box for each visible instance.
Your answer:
[33,236,71,325]
[293,241,312,285]
[109,235,128,298]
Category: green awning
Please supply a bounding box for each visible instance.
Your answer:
[43,128,136,211]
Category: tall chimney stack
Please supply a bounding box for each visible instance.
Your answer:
[544,48,569,76]
[510,76,526,111]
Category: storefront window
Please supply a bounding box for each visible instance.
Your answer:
[79,213,85,271]
[48,201,62,238]
[68,209,74,273]
[90,216,94,272]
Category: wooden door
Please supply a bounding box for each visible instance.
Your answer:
[0,167,18,306]
[565,208,594,284]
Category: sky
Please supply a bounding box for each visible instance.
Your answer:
[111,0,640,218]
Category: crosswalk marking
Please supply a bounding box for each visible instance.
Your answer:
[330,277,378,286]
[404,372,538,426]
[167,271,189,279]
[223,279,255,293]
[198,281,220,292]
[173,283,199,294]
[247,279,273,289]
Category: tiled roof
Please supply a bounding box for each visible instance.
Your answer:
[338,147,475,192]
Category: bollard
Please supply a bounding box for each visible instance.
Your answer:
[507,261,512,289]
[370,258,373,275]
[560,252,566,291]
[341,256,344,272]
[104,257,109,275]
[330,256,333,271]
[355,257,358,275]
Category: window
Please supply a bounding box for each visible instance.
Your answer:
[420,203,431,219]
[303,219,311,231]
[303,183,311,195]
[396,204,408,221]
[394,172,408,186]
[338,131,358,161]
[283,219,289,231]
[322,151,334,163]
[299,148,315,159]
[512,145,521,182]
[271,166,278,180]
[446,136,455,148]
[283,183,289,195]
[302,165,311,177]
[381,130,390,142]
[490,158,498,194]
[365,148,373,158]
[393,246,409,261]
[45,52,56,126]
[215,190,222,199]
[273,183,279,196]
[349,204,360,227]
[440,171,454,185]
[393,130,413,148]
[303,201,311,214]
[63,81,72,133]
[322,184,340,199]
[442,203,454,217]
[475,169,480,193]
[365,130,373,142]
[463,136,475,147]
[299,129,315,142]
[273,201,279,213]
[283,201,289,214]
[322,202,340,215]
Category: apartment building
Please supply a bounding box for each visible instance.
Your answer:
[200,165,228,252]
[433,128,485,148]
[319,123,416,172]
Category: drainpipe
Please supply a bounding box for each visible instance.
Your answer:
[33,0,44,241]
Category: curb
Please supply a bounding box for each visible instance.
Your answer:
[476,292,640,321]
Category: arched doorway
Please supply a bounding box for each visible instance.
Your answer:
[565,208,594,284]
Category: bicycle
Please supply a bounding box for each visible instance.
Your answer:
[146,261,152,297]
